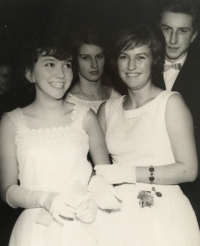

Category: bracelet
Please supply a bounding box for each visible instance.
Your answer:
[149,165,155,184]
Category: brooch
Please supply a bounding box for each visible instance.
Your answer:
[137,187,162,208]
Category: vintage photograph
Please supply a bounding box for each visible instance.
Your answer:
[0,0,200,245]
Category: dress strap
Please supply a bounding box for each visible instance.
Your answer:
[71,104,90,129]
[7,108,27,131]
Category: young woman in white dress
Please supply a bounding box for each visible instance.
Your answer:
[96,24,200,245]
[65,28,120,113]
[0,32,121,246]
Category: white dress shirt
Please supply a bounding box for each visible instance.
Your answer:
[164,53,187,91]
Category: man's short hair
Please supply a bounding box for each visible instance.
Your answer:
[160,0,198,32]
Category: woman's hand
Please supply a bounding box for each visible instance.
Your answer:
[76,199,98,223]
[88,175,122,210]
[42,192,77,225]
[95,164,136,184]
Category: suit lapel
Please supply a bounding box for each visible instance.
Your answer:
[172,57,191,92]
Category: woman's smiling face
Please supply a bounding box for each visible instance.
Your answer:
[117,45,153,90]
[26,55,73,100]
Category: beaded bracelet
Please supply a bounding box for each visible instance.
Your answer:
[149,165,155,184]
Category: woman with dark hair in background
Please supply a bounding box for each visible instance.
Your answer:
[65,28,120,113]
[96,23,200,245]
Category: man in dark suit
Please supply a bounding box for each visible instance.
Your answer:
[154,0,200,225]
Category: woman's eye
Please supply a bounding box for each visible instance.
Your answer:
[45,63,55,67]
[64,63,72,68]
[137,56,145,60]
[119,55,127,60]
[96,54,104,60]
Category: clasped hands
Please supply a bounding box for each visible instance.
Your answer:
[41,192,97,226]
[41,164,136,225]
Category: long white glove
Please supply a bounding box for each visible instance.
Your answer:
[6,185,77,225]
[95,164,136,184]
[88,175,122,210]
[76,197,98,223]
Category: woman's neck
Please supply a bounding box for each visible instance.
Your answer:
[30,93,65,117]
[74,77,106,101]
[77,78,103,96]
[124,84,160,110]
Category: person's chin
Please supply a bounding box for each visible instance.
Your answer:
[87,75,102,82]
[166,52,183,61]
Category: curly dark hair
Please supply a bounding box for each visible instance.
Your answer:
[19,30,72,75]
[110,23,166,84]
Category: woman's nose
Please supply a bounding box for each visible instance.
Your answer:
[55,67,65,78]
[128,59,136,70]
[90,58,98,68]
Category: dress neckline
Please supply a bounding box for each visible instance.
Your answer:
[68,88,113,103]
[17,106,76,132]
[122,90,166,119]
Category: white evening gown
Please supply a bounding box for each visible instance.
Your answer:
[7,105,98,246]
[97,91,200,246]
[66,88,120,113]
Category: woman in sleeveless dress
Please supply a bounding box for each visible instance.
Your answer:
[96,24,200,245]
[0,32,121,246]
[65,28,120,113]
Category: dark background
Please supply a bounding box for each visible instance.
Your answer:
[0,0,200,245]
[0,0,200,62]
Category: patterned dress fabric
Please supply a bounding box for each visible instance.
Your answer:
[7,106,98,246]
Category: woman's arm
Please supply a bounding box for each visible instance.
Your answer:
[83,109,122,209]
[96,94,198,185]
[0,115,76,225]
[0,115,18,201]
[83,108,109,164]
[97,102,107,134]
[136,93,198,185]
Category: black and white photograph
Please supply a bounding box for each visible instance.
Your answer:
[0,0,200,245]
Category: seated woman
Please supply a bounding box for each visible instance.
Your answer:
[96,23,200,245]
[65,28,120,113]
[0,31,121,246]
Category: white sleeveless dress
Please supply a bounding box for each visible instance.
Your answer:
[7,105,98,246]
[98,91,200,246]
[66,89,120,113]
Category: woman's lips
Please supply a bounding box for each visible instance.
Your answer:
[89,70,99,75]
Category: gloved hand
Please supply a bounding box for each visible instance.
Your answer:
[41,192,77,225]
[76,198,98,223]
[95,164,136,184]
[6,185,77,226]
[88,175,122,210]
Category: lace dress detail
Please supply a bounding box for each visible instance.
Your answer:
[97,91,200,246]
[7,105,98,246]
[66,88,120,113]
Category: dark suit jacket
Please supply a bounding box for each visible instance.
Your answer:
[154,54,200,225]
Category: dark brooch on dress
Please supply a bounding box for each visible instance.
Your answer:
[137,187,162,208]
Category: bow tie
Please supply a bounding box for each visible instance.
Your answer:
[164,63,181,72]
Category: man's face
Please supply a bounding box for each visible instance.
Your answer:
[160,11,198,63]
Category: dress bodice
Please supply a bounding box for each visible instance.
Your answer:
[105,91,177,167]
[66,89,120,113]
[7,105,92,194]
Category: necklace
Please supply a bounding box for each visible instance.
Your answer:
[77,83,104,111]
